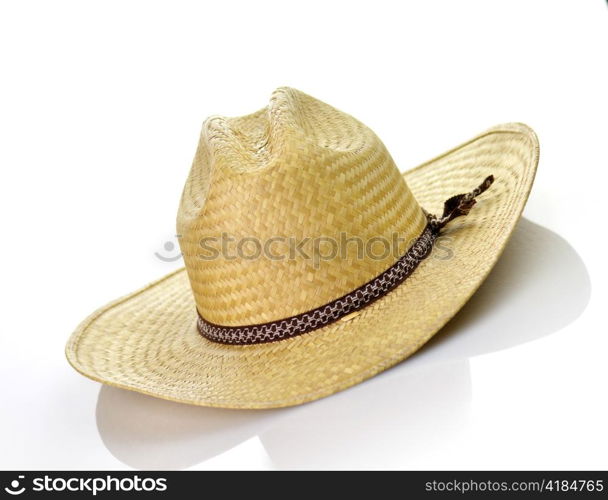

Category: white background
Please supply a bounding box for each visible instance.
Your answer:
[0,0,606,470]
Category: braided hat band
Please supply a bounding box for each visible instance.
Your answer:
[197,176,495,345]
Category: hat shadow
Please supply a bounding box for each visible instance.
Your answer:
[95,218,590,469]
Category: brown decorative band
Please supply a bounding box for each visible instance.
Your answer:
[197,223,436,345]
[196,175,495,346]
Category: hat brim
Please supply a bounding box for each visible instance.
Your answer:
[66,123,538,409]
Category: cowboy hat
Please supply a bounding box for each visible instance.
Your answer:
[66,87,538,408]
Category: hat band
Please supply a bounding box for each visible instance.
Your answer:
[196,175,495,345]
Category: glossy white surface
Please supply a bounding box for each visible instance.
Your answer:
[0,0,606,470]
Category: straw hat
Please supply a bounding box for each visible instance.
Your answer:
[66,87,538,409]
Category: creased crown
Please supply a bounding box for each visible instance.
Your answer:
[177,88,427,326]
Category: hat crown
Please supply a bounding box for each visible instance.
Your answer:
[177,88,427,326]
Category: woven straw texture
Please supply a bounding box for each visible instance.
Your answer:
[177,88,427,325]
[65,91,538,408]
